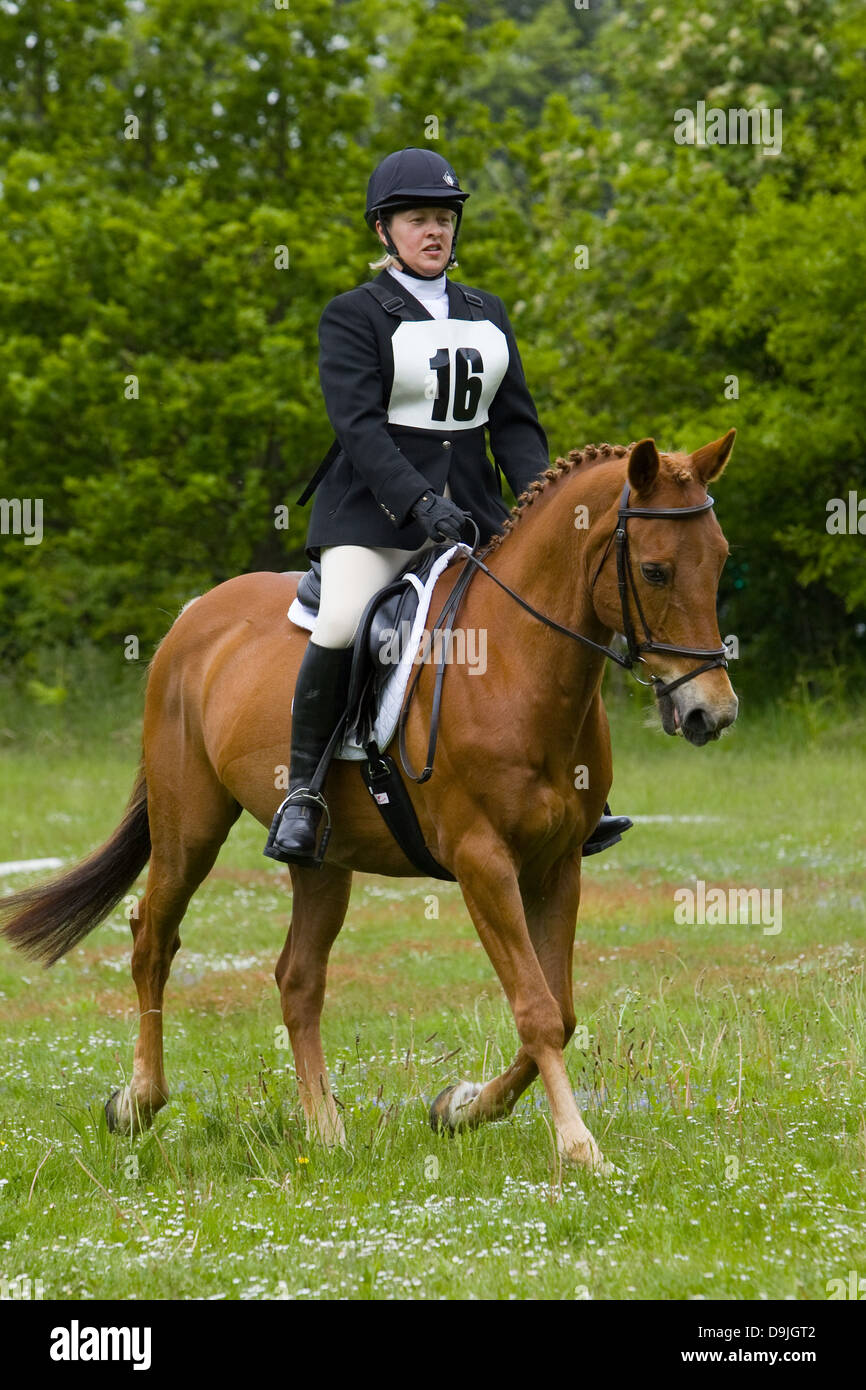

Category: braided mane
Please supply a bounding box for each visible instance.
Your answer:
[481,440,694,555]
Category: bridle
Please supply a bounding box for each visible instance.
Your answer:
[398,478,729,783]
[589,481,729,697]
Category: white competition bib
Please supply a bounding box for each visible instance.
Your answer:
[387,318,509,431]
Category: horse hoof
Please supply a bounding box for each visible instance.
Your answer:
[105,1088,123,1133]
[430,1080,482,1134]
[104,1085,151,1136]
[563,1138,612,1175]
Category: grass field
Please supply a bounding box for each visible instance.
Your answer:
[1,668,864,1301]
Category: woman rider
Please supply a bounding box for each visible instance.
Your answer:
[265,146,631,865]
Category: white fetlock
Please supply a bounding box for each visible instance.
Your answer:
[106,1084,159,1136]
[106,1085,137,1135]
[431,1079,483,1133]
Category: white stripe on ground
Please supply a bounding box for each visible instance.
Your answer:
[629,815,723,823]
[0,858,64,876]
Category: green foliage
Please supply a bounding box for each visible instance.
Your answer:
[0,0,863,697]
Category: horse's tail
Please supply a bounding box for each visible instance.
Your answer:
[0,762,151,966]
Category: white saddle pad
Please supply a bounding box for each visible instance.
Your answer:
[287,545,460,761]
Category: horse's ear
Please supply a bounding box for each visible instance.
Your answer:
[691,428,736,484]
[628,438,660,496]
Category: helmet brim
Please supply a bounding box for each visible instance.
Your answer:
[365,189,468,230]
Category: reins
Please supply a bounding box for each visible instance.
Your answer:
[397,478,729,783]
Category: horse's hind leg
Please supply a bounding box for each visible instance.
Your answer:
[431,855,580,1133]
[274,861,352,1147]
[106,763,240,1136]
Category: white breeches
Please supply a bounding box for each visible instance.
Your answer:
[310,484,452,649]
[310,541,435,648]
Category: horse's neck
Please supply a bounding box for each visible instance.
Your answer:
[482,467,620,692]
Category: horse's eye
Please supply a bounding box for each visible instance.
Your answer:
[640,563,669,586]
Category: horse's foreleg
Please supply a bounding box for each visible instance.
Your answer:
[432,856,581,1132]
[442,837,606,1172]
[275,861,352,1148]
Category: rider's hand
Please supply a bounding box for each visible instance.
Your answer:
[410,491,470,543]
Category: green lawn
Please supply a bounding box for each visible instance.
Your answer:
[1,672,864,1300]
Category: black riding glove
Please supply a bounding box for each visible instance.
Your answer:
[410,491,470,543]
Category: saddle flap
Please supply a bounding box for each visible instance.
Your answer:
[296,562,321,611]
[345,544,452,744]
[289,542,458,755]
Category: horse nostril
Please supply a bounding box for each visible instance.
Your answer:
[683,707,713,743]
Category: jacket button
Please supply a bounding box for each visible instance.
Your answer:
[441,439,452,449]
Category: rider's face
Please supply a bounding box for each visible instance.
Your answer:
[377,207,456,276]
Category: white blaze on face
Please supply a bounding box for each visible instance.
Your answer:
[387,319,509,430]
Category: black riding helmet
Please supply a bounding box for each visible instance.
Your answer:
[365,147,469,280]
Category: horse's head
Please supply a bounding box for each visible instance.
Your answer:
[590,430,739,746]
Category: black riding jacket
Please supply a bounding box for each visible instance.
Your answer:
[304,268,550,560]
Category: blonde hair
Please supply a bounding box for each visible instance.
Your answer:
[368,249,402,271]
[368,208,457,271]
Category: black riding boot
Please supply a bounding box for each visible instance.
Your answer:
[263,641,353,866]
[582,803,634,857]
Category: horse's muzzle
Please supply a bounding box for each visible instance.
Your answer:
[657,686,738,745]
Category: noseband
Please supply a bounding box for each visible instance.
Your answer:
[399,479,729,782]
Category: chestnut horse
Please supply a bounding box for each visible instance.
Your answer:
[1,433,738,1173]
